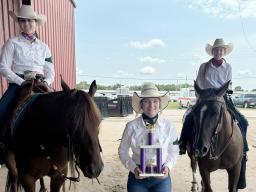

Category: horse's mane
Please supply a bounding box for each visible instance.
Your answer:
[63,89,101,136]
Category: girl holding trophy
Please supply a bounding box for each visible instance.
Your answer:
[118,82,179,192]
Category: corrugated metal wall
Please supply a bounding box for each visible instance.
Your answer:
[0,0,76,97]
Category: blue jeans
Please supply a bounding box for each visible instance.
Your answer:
[0,84,20,131]
[0,84,20,164]
[127,172,172,192]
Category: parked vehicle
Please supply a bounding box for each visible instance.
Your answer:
[178,88,197,108]
[232,93,256,108]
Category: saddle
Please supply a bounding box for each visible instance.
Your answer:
[1,79,53,150]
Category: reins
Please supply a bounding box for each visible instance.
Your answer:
[39,143,80,183]
[209,107,234,160]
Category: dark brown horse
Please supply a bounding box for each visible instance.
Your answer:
[187,81,243,192]
[4,79,104,192]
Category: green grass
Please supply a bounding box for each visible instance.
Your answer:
[166,101,181,109]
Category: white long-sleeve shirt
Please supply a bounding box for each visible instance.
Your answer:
[118,115,179,173]
[0,35,55,85]
[196,59,232,89]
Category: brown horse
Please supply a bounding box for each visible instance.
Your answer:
[4,79,104,192]
[187,81,243,192]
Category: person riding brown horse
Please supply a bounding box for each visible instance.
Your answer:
[5,79,103,192]
[179,38,248,189]
[0,1,54,164]
[187,81,243,192]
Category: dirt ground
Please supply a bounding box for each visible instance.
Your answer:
[0,108,255,192]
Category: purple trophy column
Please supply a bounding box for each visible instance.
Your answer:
[140,148,146,173]
[148,130,154,145]
[157,148,162,173]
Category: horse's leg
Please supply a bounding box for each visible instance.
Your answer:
[190,156,199,192]
[198,167,212,192]
[20,174,36,192]
[5,150,18,192]
[227,162,241,192]
[50,167,67,192]
[39,177,48,192]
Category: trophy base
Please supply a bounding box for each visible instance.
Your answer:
[139,173,164,177]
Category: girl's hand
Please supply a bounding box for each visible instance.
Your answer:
[160,166,169,179]
[134,167,145,179]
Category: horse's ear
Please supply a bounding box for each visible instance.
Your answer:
[194,81,203,95]
[216,80,230,97]
[60,75,71,94]
[88,80,97,97]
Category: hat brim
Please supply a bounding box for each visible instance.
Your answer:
[205,43,233,57]
[132,92,169,114]
[9,11,46,26]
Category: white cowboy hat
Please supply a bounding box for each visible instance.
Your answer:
[9,4,46,26]
[132,82,169,114]
[205,38,233,56]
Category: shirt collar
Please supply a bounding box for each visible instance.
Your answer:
[210,59,227,69]
[18,34,39,44]
[139,115,162,128]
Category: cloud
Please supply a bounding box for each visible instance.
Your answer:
[183,0,256,19]
[177,73,186,78]
[76,68,84,75]
[237,70,254,77]
[140,56,166,64]
[113,70,134,78]
[129,38,166,49]
[140,66,156,75]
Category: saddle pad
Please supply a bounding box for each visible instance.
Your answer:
[10,93,42,141]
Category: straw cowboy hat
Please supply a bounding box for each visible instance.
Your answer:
[132,82,169,114]
[9,4,46,26]
[205,38,233,56]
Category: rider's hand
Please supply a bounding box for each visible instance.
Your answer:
[21,80,33,87]
[134,167,145,179]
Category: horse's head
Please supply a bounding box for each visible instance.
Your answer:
[61,79,104,178]
[192,81,230,157]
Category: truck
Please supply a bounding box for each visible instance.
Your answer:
[177,87,197,108]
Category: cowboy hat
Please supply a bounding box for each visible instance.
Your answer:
[205,38,233,56]
[9,4,46,26]
[132,82,169,114]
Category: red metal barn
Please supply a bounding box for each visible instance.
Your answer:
[0,0,76,96]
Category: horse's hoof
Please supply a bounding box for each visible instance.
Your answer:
[39,189,48,192]
[191,181,199,192]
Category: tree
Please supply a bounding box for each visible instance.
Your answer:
[234,86,243,91]
[76,81,90,90]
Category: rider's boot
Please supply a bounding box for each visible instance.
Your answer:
[179,141,187,155]
[237,153,247,189]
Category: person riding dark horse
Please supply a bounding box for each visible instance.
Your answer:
[0,1,54,165]
[178,38,248,189]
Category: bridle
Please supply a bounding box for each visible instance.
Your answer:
[192,97,234,160]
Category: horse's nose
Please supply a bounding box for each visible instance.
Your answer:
[201,146,208,156]
[84,161,104,178]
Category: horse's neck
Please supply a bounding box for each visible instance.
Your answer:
[219,109,234,139]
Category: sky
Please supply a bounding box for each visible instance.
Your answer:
[75,0,256,90]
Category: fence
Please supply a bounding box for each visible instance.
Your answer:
[94,96,133,118]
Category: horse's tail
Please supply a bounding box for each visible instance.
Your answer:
[5,171,21,192]
[5,171,11,192]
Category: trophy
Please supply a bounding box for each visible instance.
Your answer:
[139,125,164,177]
